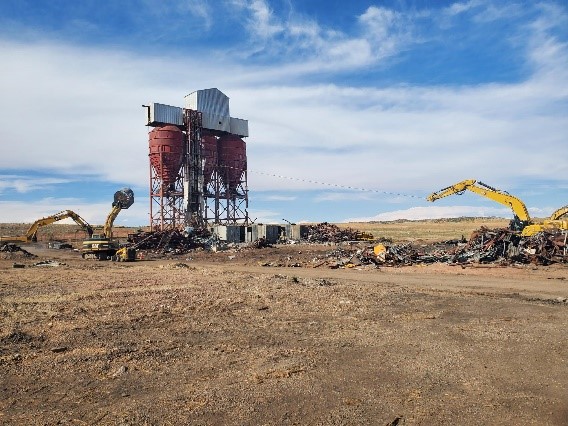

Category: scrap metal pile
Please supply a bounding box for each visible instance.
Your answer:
[454,227,567,265]
[319,228,567,268]
[0,243,36,258]
[306,222,375,243]
[127,228,213,255]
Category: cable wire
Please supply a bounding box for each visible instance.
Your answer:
[248,169,424,199]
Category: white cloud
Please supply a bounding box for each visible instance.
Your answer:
[345,205,512,222]
[257,195,297,201]
[314,192,377,202]
[247,208,282,224]
[0,176,73,193]
[444,1,482,16]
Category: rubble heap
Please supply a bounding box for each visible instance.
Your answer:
[306,222,375,243]
[319,228,567,268]
[127,228,212,255]
[454,227,567,265]
[0,243,36,258]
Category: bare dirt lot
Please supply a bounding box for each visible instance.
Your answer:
[1,220,568,425]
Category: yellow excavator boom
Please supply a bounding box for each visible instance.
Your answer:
[550,205,568,221]
[427,179,568,236]
[427,179,531,223]
[0,210,93,243]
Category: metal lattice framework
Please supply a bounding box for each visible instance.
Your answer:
[203,145,249,225]
[149,139,186,231]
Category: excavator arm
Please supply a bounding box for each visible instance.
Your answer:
[550,205,568,221]
[427,179,532,230]
[26,210,94,241]
[101,188,135,238]
[426,179,478,202]
[102,205,123,239]
[1,210,93,243]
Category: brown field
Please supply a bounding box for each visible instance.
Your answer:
[1,218,567,425]
[340,217,510,242]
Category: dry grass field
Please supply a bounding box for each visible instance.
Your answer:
[340,217,510,242]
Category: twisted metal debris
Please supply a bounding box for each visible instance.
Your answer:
[127,228,212,255]
[305,222,374,243]
[320,228,567,267]
[0,243,35,257]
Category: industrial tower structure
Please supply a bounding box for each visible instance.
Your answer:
[145,88,249,230]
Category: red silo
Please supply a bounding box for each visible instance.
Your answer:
[218,134,247,190]
[149,126,185,187]
[202,134,218,186]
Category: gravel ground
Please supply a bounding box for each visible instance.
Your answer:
[1,244,567,425]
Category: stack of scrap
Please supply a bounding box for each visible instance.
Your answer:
[306,222,374,243]
[249,237,272,249]
[0,243,35,257]
[453,227,567,265]
[318,228,567,267]
[127,228,212,255]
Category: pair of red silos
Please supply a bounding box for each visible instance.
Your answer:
[149,125,246,190]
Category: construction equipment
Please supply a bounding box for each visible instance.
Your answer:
[427,179,568,237]
[0,210,93,243]
[550,205,568,221]
[111,232,156,262]
[81,188,134,260]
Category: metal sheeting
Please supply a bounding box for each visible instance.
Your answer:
[148,103,184,126]
[230,117,249,137]
[185,88,230,118]
[201,111,230,133]
[210,225,243,243]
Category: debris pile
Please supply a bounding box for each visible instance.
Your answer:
[454,227,567,265]
[0,243,36,258]
[317,228,567,268]
[306,222,375,243]
[249,237,273,249]
[127,228,212,255]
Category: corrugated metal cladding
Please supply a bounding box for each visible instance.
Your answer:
[230,117,249,137]
[148,103,183,126]
[201,112,230,133]
[185,88,230,118]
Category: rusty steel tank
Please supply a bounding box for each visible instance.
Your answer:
[218,134,247,191]
[149,125,185,187]
[202,133,218,186]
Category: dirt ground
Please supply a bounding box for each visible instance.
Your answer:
[1,232,568,425]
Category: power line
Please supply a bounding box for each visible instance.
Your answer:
[248,169,424,199]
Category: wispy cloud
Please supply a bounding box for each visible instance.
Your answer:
[345,205,512,222]
[0,176,73,193]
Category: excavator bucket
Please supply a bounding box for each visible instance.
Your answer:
[113,188,134,209]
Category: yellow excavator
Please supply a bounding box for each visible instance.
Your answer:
[0,210,93,243]
[81,188,134,260]
[426,179,568,237]
[550,205,568,221]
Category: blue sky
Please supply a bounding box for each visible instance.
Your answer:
[0,0,567,226]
